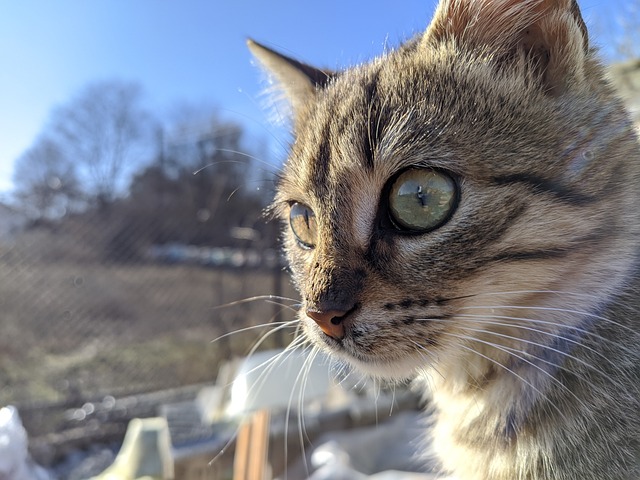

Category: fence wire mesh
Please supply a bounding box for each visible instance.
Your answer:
[0,116,298,450]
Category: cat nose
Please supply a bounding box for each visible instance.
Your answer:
[306,308,349,340]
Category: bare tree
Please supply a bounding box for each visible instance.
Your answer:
[50,80,152,207]
[118,105,273,248]
[12,136,83,220]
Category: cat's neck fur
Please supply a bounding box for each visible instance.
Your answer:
[426,266,640,479]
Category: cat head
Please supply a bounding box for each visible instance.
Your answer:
[249,0,640,383]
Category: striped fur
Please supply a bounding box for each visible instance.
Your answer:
[249,0,640,478]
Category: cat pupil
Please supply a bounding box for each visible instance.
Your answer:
[417,185,428,206]
[388,168,457,232]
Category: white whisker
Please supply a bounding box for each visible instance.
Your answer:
[456,314,633,365]
[454,312,637,357]
[285,345,319,478]
[210,320,296,345]
[236,335,308,393]
[423,316,619,379]
[215,147,282,173]
[459,304,636,334]
[443,329,591,410]
[207,337,308,468]
[210,294,299,311]
[419,334,570,424]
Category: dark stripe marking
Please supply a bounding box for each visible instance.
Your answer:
[362,72,380,171]
[488,247,572,263]
[492,174,596,205]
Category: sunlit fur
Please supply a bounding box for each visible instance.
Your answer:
[249,0,640,478]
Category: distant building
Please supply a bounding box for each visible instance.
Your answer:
[0,202,28,242]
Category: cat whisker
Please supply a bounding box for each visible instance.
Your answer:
[410,341,447,382]
[214,148,282,173]
[281,344,320,478]
[389,383,397,416]
[421,316,619,380]
[412,340,491,415]
[210,294,300,311]
[226,179,278,202]
[209,338,310,469]
[372,377,381,426]
[495,342,614,393]
[192,159,259,176]
[298,346,322,475]
[454,312,637,358]
[440,289,640,319]
[413,341,476,388]
[461,289,602,300]
[263,299,302,314]
[442,321,617,394]
[218,104,290,154]
[421,333,571,424]
[447,331,585,417]
[210,320,297,345]
[460,289,640,317]
[333,362,359,389]
[241,320,301,362]
[458,303,637,334]
[233,332,308,393]
[241,342,313,444]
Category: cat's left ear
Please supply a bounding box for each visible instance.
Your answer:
[247,39,334,123]
[422,0,590,95]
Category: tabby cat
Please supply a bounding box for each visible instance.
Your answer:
[248,0,640,478]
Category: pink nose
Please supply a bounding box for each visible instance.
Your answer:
[306,309,348,340]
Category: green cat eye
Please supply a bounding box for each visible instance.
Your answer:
[388,168,457,232]
[289,202,317,248]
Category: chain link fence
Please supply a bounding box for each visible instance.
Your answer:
[0,87,306,469]
[0,189,298,454]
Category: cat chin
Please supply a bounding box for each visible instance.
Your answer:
[332,348,427,382]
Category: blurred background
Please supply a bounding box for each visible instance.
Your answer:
[1,1,639,478]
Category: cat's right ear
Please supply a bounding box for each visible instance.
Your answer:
[422,0,590,95]
[247,39,333,124]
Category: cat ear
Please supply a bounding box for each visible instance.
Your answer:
[247,39,334,122]
[422,0,589,95]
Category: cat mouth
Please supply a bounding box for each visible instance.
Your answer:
[308,310,443,371]
[322,328,437,381]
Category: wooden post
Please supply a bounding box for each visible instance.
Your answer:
[233,409,271,480]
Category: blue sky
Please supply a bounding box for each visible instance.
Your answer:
[0,0,629,196]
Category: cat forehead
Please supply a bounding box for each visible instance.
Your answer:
[284,54,439,192]
[280,45,548,203]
